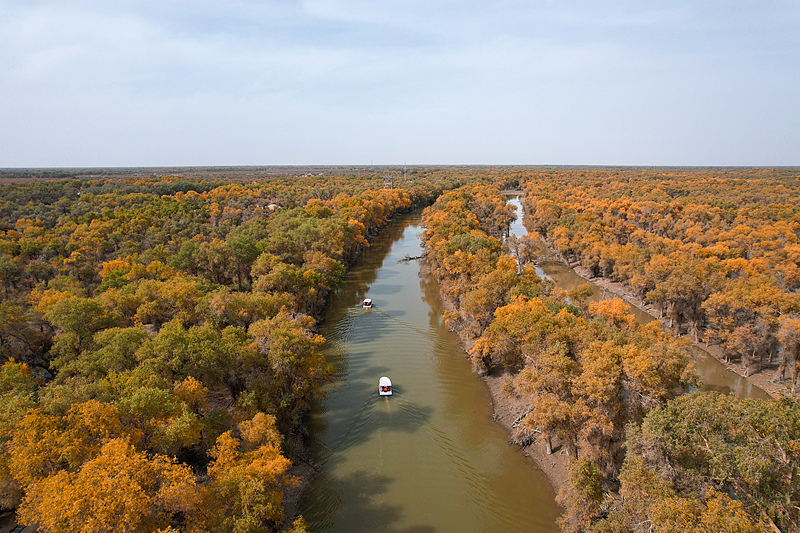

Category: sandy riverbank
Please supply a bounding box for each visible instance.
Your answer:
[473,192,784,503]
[529,224,783,399]
[446,330,571,498]
[418,255,570,497]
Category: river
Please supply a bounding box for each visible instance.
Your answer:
[298,196,769,532]
[299,210,560,532]
[506,195,771,400]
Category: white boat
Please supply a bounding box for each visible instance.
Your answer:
[378,376,392,396]
[363,298,373,308]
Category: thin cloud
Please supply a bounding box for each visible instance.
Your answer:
[0,0,797,166]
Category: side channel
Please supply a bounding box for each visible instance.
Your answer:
[299,210,560,532]
[507,195,771,400]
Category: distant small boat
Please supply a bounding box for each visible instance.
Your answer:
[379,376,392,396]
[363,298,373,308]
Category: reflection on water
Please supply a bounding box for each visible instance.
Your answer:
[300,211,560,532]
[507,195,770,400]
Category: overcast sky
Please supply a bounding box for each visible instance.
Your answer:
[1,0,798,167]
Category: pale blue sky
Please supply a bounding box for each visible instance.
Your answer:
[1,0,798,167]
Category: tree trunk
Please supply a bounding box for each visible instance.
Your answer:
[567,436,578,459]
[236,268,244,292]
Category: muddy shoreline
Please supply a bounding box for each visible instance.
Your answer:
[481,372,570,497]
[416,191,781,510]
[528,221,781,399]
[471,250,781,500]
[446,329,570,498]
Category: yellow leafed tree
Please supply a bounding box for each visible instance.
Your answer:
[197,412,299,533]
[18,438,198,533]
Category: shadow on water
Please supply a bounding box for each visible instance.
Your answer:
[419,274,462,344]
[301,470,398,531]
[326,213,419,310]
[310,386,435,462]
[303,468,437,533]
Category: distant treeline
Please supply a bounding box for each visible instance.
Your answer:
[4,165,798,532]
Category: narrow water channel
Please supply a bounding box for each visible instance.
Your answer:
[299,210,560,532]
[506,196,770,400]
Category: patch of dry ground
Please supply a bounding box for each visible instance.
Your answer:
[454,334,570,496]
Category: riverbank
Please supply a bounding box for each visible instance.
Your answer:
[303,207,562,531]
[451,240,779,501]
[417,257,570,498]
[473,244,781,500]
[448,333,570,497]
[518,187,779,400]
[284,203,440,528]
[482,373,570,496]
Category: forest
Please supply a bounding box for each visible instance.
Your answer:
[522,168,800,388]
[0,168,470,532]
[1,166,799,533]
[419,168,800,533]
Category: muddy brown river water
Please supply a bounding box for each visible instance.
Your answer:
[299,210,560,532]
[299,197,769,532]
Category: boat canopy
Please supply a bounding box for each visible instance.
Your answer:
[379,376,392,396]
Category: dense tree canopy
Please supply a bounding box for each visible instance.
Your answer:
[0,169,457,532]
[522,168,800,387]
[422,169,800,532]
[3,166,798,531]
[421,182,696,479]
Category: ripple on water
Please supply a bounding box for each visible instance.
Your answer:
[301,214,560,533]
